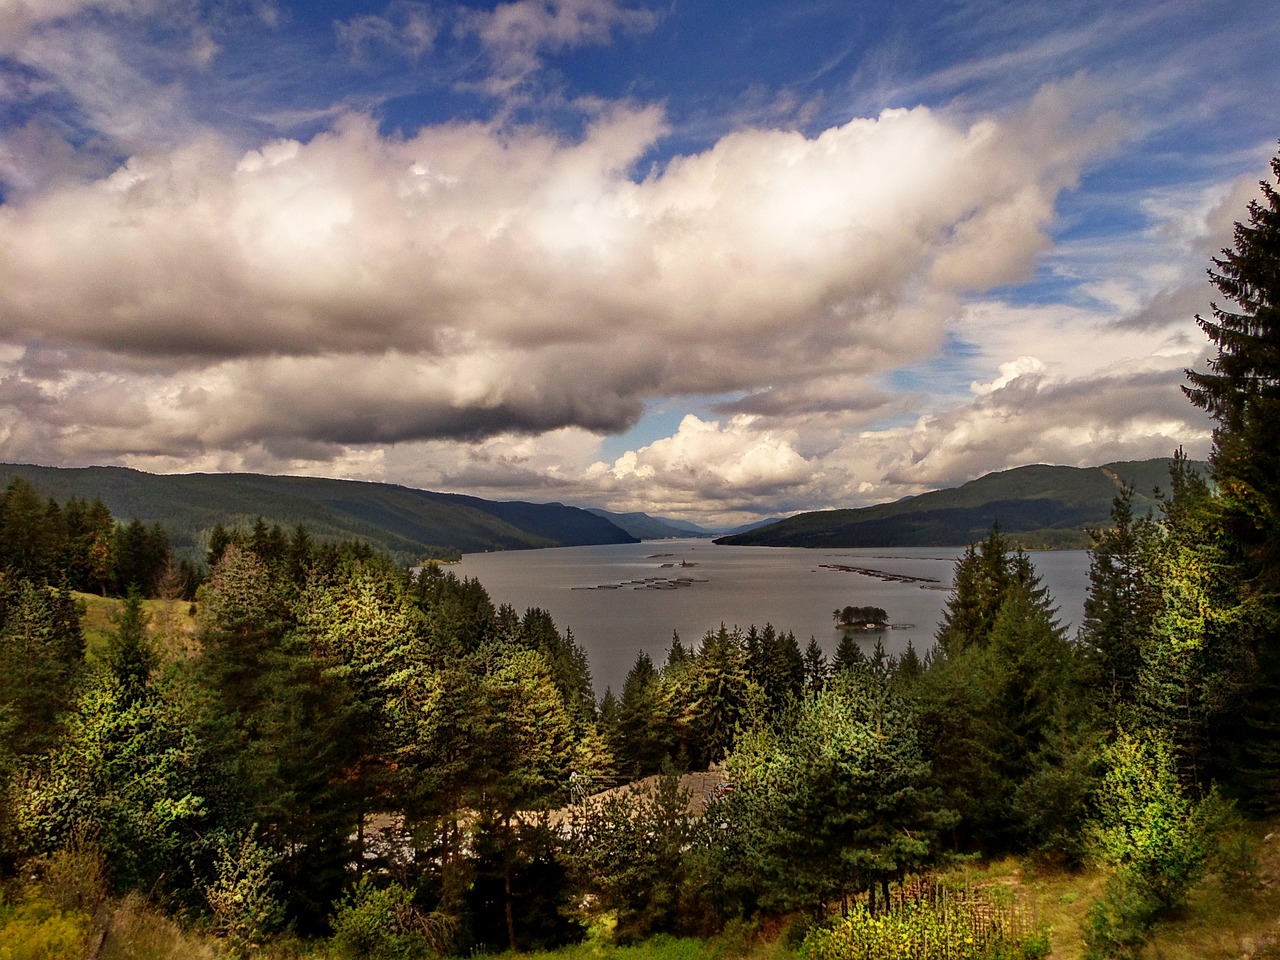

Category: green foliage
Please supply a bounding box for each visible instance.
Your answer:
[195,545,363,928]
[1081,870,1161,960]
[0,579,84,763]
[15,666,213,896]
[1081,729,1224,959]
[202,830,283,957]
[1087,731,1220,911]
[1136,454,1253,792]
[329,877,435,960]
[562,774,699,942]
[799,886,1045,960]
[677,626,760,770]
[744,624,803,716]
[801,637,828,692]
[1182,146,1280,810]
[935,526,1054,657]
[1184,147,1280,557]
[615,652,677,778]
[104,587,156,702]
[1080,485,1160,712]
[0,893,90,960]
[917,542,1095,858]
[834,606,887,626]
[705,664,952,918]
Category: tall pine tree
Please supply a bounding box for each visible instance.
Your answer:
[1183,146,1280,810]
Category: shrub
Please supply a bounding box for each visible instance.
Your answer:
[1081,870,1160,960]
[202,830,283,958]
[329,877,443,960]
[799,885,1045,960]
[0,894,90,960]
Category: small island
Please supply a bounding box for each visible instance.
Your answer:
[833,604,889,629]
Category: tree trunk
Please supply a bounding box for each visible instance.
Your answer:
[504,867,517,951]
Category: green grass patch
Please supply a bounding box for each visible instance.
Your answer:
[73,592,199,663]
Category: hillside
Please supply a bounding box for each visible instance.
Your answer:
[715,458,1206,549]
[0,463,636,562]
[586,508,716,540]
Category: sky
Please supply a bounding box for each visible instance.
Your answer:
[0,0,1277,527]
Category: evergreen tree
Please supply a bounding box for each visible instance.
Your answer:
[895,640,923,684]
[802,636,829,692]
[113,519,172,596]
[1184,147,1280,580]
[831,632,865,674]
[708,664,952,917]
[917,567,1092,856]
[664,631,690,671]
[1081,486,1161,711]
[17,643,217,899]
[516,609,595,734]
[0,580,85,761]
[64,497,116,595]
[287,523,315,586]
[937,525,1056,655]
[0,479,61,582]
[1183,146,1280,811]
[105,587,157,703]
[746,624,803,714]
[207,522,234,569]
[562,773,697,942]
[1137,457,1250,795]
[615,652,671,777]
[679,626,757,769]
[196,545,361,928]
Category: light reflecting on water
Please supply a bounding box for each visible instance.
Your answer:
[455,540,1092,696]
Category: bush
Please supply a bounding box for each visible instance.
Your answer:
[202,830,283,958]
[799,887,1046,960]
[1081,870,1160,960]
[329,877,438,960]
[0,894,90,960]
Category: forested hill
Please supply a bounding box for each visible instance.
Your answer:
[715,458,1207,549]
[0,462,636,561]
[586,507,715,540]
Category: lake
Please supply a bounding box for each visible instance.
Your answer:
[455,540,1093,696]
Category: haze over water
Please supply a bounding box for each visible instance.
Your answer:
[456,541,1092,695]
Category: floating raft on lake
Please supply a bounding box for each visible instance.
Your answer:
[818,563,941,585]
[573,575,710,591]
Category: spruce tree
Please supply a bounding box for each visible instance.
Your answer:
[802,636,829,692]
[1184,147,1280,569]
[1183,146,1280,810]
[1081,486,1161,712]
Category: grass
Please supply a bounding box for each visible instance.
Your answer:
[504,927,794,960]
[4,836,1276,960]
[937,816,1280,959]
[73,591,199,662]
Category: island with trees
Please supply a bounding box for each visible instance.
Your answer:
[832,605,889,629]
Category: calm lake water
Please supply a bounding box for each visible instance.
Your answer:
[455,541,1092,696]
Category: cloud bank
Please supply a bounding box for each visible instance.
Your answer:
[0,0,1257,525]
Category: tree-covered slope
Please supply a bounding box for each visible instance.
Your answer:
[714,458,1206,549]
[585,508,715,540]
[0,463,636,560]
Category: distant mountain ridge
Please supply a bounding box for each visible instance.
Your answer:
[0,463,636,563]
[585,508,715,540]
[714,459,1207,549]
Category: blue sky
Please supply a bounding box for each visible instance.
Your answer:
[0,0,1277,524]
